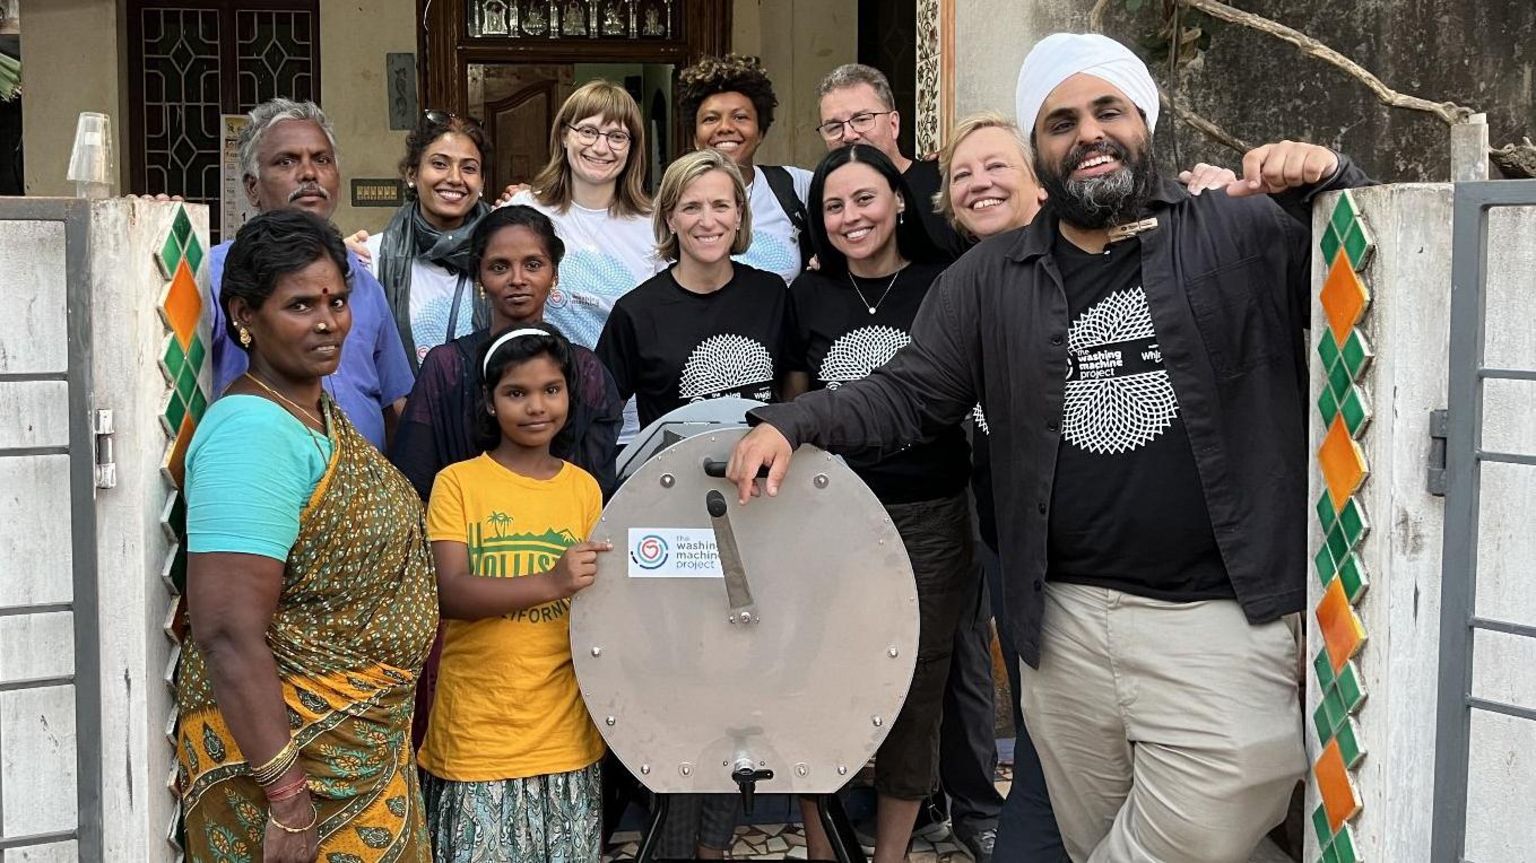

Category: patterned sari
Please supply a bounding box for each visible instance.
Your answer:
[176,403,439,863]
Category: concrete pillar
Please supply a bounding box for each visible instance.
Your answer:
[87,198,207,862]
[1306,185,1453,863]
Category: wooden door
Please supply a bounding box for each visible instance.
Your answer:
[418,0,729,171]
[472,64,573,189]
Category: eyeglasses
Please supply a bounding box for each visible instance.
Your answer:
[566,123,633,148]
[423,109,484,129]
[816,111,895,141]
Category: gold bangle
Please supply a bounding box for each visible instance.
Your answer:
[250,739,299,786]
[268,802,318,834]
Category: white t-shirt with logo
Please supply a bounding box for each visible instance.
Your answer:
[735,165,813,285]
[362,233,475,364]
[506,191,663,350]
[507,191,663,442]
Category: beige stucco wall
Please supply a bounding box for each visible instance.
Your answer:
[319,0,416,235]
[953,0,1080,122]
[20,0,128,196]
[731,0,859,171]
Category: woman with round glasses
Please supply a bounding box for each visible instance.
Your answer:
[506,80,662,441]
[362,110,494,374]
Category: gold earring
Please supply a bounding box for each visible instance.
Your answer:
[238,326,252,348]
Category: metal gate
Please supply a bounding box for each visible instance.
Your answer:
[0,200,103,859]
[1432,178,1536,861]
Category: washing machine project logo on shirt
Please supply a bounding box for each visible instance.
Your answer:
[679,334,775,401]
[819,325,911,388]
[1061,286,1180,454]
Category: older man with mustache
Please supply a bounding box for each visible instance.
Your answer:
[206,98,413,450]
[727,32,1374,862]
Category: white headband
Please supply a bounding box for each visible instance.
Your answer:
[482,328,551,376]
[1015,33,1160,137]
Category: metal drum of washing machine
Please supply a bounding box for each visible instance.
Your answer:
[571,426,919,795]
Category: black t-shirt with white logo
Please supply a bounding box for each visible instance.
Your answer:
[786,262,970,505]
[596,263,788,428]
[1046,232,1232,600]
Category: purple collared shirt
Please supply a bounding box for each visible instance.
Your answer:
[207,242,414,449]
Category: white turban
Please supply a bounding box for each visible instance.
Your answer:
[1015,33,1160,137]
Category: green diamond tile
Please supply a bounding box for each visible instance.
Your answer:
[1330,191,1357,239]
[1342,220,1373,271]
[176,364,197,402]
[171,205,192,246]
[1327,358,1353,402]
[1339,386,1371,437]
[1326,521,1349,565]
[188,385,209,423]
[163,390,187,436]
[1320,225,1343,268]
[1332,825,1359,863]
[1322,836,1341,863]
[1315,544,1337,585]
[1335,719,1364,767]
[186,332,207,373]
[183,231,204,274]
[1316,493,1338,533]
[169,545,188,595]
[1312,804,1332,848]
[162,338,186,382]
[1337,553,1369,602]
[1341,329,1373,378]
[1337,661,1366,712]
[159,230,184,279]
[1322,685,1346,735]
[1314,648,1337,689]
[1339,499,1367,548]
[1318,330,1342,371]
[1313,701,1335,745]
[1318,386,1340,427]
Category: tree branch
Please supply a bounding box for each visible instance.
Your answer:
[1160,85,1251,154]
[1088,0,1115,33]
[1177,0,1475,125]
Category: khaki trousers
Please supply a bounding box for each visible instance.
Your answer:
[1018,583,1305,863]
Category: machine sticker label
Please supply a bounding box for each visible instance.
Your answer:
[627,528,725,578]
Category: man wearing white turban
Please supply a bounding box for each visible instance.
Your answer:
[725,31,1376,863]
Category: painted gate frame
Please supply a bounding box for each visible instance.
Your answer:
[0,198,104,860]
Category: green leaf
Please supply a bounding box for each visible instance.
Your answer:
[1125,0,1146,11]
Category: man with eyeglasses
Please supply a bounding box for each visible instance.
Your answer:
[816,64,967,260]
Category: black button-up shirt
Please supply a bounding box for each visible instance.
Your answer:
[751,157,1373,666]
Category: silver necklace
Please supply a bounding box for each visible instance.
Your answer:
[848,268,902,315]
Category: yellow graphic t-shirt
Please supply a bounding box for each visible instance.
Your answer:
[420,453,606,781]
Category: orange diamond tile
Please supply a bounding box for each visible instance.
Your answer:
[1319,254,1370,345]
[160,258,203,351]
[1314,738,1362,832]
[1318,416,1367,512]
[162,413,195,489]
[1316,577,1367,674]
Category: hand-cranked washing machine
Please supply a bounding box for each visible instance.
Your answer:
[571,400,920,862]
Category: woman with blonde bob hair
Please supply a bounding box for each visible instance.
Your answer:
[935,111,1046,242]
[596,148,788,444]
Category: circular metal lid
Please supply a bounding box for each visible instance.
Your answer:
[573,427,918,794]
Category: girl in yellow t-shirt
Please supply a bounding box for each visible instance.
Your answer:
[421,326,612,863]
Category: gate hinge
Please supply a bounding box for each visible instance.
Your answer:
[1427,408,1448,496]
[92,409,117,490]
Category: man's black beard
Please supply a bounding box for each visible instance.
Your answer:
[1035,135,1158,230]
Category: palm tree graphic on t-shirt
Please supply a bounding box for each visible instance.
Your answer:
[487,511,513,539]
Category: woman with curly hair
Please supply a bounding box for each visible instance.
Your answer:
[678,53,814,285]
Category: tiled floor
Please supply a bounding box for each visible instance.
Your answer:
[602,760,1294,861]
[603,768,1012,862]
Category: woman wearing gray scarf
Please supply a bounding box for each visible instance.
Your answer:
[363,111,494,373]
